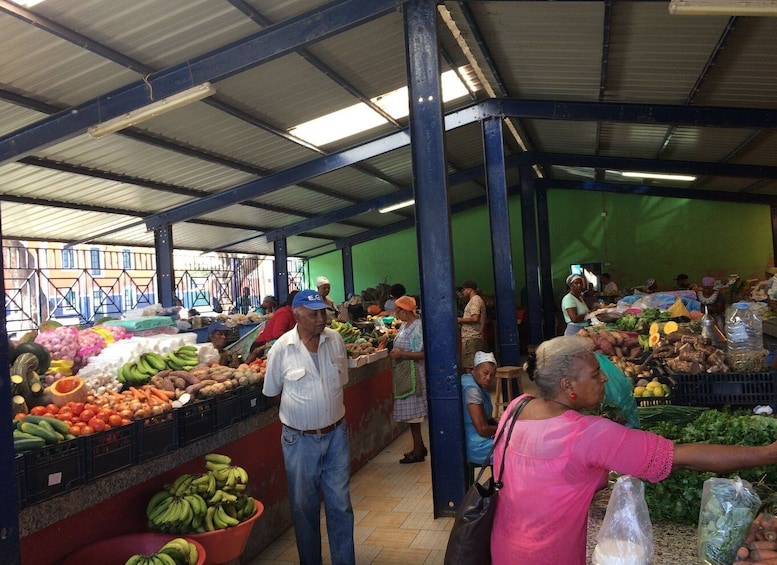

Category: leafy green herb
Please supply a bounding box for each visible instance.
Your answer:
[642,410,777,525]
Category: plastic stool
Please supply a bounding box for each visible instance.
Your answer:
[494,365,522,416]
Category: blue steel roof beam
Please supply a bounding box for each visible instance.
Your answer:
[520,151,777,180]
[225,0,402,129]
[331,192,494,251]
[0,193,309,233]
[595,1,613,181]
[223,0,429,194]
[0,0,407,165]
[0,86,373,230]
[542,178,777,206]
[216,158,492,250]
[1,0,400,193]
[497,99,777,128]
[0,0,151,74]
[264,161,487,241]
[143,102,491,230]
[656,17,739,159]
[18,156,374,228]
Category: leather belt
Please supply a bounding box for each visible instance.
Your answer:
[286,417,344,436]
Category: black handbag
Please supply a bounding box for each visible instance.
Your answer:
[443,396,532,565]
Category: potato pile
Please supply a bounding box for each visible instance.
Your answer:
[345,342,377,359]
[577,328,644,359]
[148,363,265,401]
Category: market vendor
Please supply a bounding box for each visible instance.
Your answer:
[208,322,240,367]
[255,295,276,315]
[316,275,337,320]
[247,291,299,362]
[561,273,590,336]
[697,276,726,328]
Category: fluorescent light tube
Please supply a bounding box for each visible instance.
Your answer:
[379,199,415,213]
[669,0,777,15]
[621,171,697,182]
[88,83,216,138]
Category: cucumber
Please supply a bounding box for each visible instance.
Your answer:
[36,419,64,441]
[14,434,46,451]
[23,414,70,435]
[20,421,60,444]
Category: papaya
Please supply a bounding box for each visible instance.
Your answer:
[15,342,51,374]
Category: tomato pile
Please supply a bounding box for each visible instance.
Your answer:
[22,401,130,436]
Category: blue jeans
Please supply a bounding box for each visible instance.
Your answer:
[281,420,355,565]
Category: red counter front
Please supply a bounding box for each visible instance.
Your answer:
[19,358,399,564]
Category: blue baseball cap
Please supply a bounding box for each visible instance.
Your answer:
[208,322,230,335]
[293,290,329,310]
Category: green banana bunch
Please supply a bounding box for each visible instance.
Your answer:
[163,345,200,371]
[125,537,198,565]
[330,320,363,344]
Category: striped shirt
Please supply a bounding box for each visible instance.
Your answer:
[263,326,348,431]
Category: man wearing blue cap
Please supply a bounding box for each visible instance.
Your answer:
[263,289,354,565]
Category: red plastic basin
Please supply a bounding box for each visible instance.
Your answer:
[187,499,264,565]
[62,533,206,565]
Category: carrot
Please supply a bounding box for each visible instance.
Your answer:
[147,386,174,402]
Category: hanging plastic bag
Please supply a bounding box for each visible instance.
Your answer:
[592,475,653,565]
[698,476,761,565]
[597,353,640,429]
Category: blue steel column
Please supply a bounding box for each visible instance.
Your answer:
[341,245,355,302]
[154,225,175,308]
[483,117,520,366]
[0,216,21,563]
[536,181,556,341]
[273,239,289,305]
[404,0,463,516]
[520,167,543,345]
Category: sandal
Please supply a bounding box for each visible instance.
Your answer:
[399,453,425,464]
[403,446,428,458]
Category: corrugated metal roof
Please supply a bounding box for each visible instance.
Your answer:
[1,0,776,258]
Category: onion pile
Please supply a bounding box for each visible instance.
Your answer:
[35,326,79,361]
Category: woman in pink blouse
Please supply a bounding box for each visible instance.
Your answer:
[490,336,777,565]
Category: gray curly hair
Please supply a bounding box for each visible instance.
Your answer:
[530,336,594,398]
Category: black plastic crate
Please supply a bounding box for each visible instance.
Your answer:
[240,382,270,418]
[15,453,27,509]
[177,398,215,445]
[83,424,136,480]
[25,438,85,503]
[135,411,178,462]
[671,370,777,407]
[214,387,243,430]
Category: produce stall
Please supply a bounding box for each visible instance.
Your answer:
[12,319,399,564]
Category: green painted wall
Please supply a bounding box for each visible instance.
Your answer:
[305,190,773,304]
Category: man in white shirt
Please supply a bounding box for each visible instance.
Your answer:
[263,290,354,565]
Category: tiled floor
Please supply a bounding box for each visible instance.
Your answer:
[247,426,453,565]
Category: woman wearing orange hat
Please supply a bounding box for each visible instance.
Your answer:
[697,276,726,329]
[389,295,428,463]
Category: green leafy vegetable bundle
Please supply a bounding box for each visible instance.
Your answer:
[642,410,777,525]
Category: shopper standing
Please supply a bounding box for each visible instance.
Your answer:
[390,295,428,464]
[262,290,355,565]
[457,280,486,373]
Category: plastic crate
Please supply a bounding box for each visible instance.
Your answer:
[240,382,270,418]
[25,438,85,503]
[135,412,178,463]
[15,453,27,509]
[671,370,777,407]
[177,399,215,445]
[214,387,243,430]
[84,424,136,481]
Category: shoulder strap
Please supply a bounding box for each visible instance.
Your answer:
[472,395,532,485]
